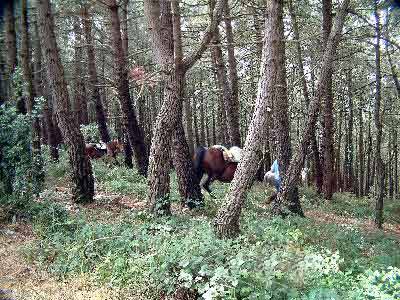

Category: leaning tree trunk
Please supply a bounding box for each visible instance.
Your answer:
[272,0,350,215]
[288,0,323,193]
[21,0,43,193]
[36,0,94,202]
[321,0,335,200]
[107,0,148,175]
[82,6,110,143]
[215,0,291,238]
[373,0,385,228]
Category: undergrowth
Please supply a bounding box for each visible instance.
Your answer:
[10,150,400,299]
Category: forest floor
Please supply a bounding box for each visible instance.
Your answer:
[1,157,400,299]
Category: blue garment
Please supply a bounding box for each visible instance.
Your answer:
[270,160,281,192]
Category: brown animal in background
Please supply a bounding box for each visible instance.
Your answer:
[85,140,124,159]
[193,146,238,195]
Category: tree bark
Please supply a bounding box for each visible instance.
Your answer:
[344,70,354,192]
[321,0,335,200]
[4,0,17,99]
[107,0,149,175]
[214,0,297,238]
[144,0,224,214]
[21,0,43,193]
[222,0,241,146]
[34,17,59,160]
[373,0,385,228]
[273,0,350,215]
[82,6,110,143]
[73,16,89,125]
[288,0,323,193]
[358,104,364,196]
[36,0,94,202]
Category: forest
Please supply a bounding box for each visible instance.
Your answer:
[0,0,399,299]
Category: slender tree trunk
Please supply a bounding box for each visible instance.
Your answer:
[273,0,350,215]
[36,0,94,202]
[184,94,195,154]
[21,0,43,193]
[4,0,17,99]
[321,0,335,200]
[108,0,148,175]
[394,129,398,197]
[288,0,323,193]
[344,70,354,192]
[120,0,129,57]
[119,0,134,168]
[82,6,110,143]
[373,0,384,228]
[358,104,365,196]
[199,77,206,145]
[73,16,89,125]
[171,0,203,207]
[223,0,241,146]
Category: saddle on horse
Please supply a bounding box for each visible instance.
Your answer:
[211,145,242,163]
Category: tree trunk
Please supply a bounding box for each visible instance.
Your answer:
[344,70,354,192]
[199,78,206,146]
[184,93,195,154]
[171,0,204,207]
[82,6,110,143]
[107,0,148,175]
[120,0,129,58]
[73,16,89,125]
[4,0,17,99]
[273,0,350,215]
[36,0,94,202]
[373,0,384,228]
[119,0,134,168]
[394,129,398,197]
[144,0,224,214]
[215,0,298,238]
[358,104,365,196]
[35,17,59,161]
[209,1,240,147]
[288,0,323,193]
[21,0,43,193]
[321,0,335,200]
[222,0,241,146]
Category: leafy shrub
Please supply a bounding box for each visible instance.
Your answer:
[0,105,44,197]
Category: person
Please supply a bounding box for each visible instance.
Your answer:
[264,160,281,192]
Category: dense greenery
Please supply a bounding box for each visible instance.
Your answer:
[6,150,395,300]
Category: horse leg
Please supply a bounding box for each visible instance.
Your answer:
[203,175,216,197]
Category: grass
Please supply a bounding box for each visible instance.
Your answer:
[4,150,399,299]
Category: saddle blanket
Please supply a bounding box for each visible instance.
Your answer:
[211,145,243,163]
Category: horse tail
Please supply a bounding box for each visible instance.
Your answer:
[193,146,207,181]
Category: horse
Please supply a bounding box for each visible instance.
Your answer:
[193,145,240,194]
[85,140,124,159]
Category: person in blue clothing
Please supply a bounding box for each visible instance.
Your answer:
[264,160,281,192]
